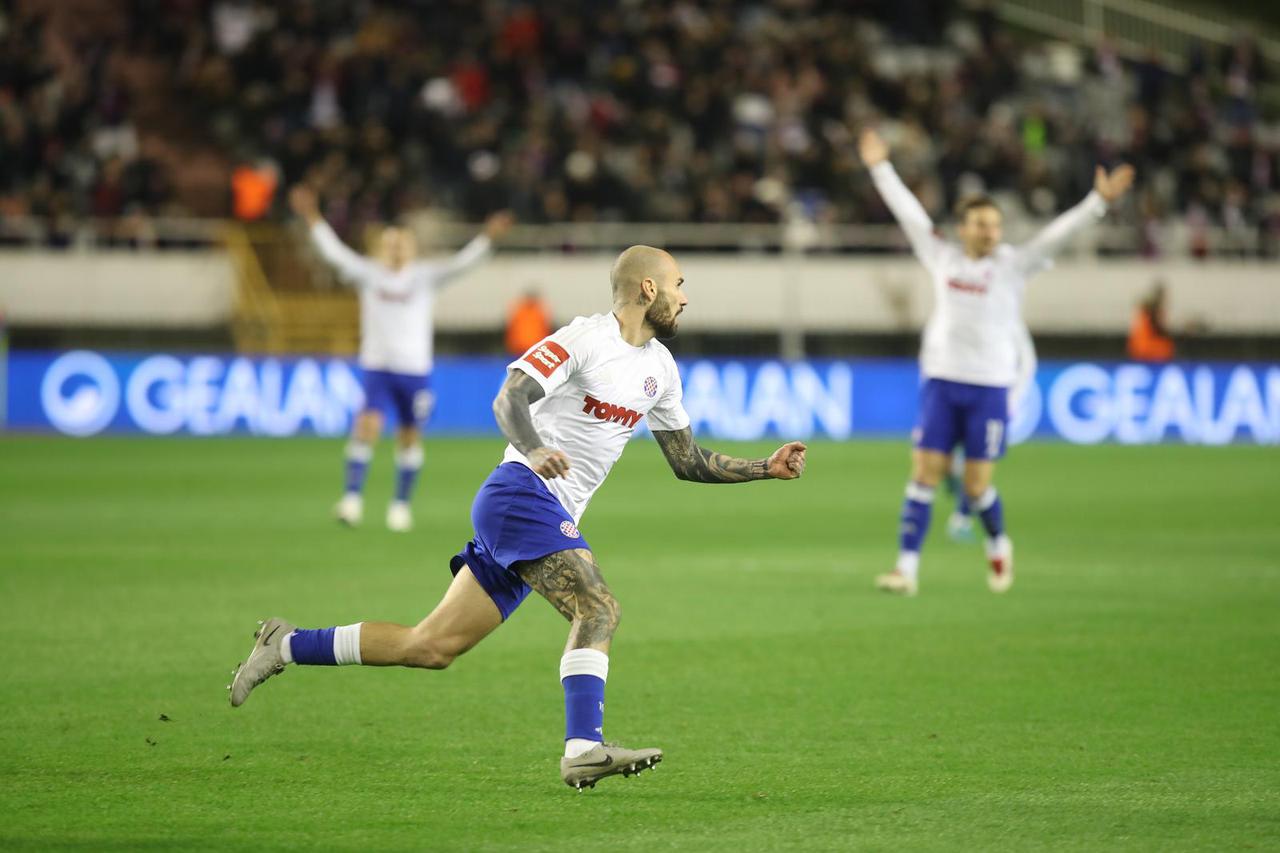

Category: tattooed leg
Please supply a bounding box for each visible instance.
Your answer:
[515,548,621,653]
[517,548,623,759]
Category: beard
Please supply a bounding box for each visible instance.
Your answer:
[645,292,681,339]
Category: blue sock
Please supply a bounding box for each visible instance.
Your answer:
[899,482,935,554]
[561,649,608,744]
[344,441,372,496]
[394,445,423,503]
[974,487,1005,538]
[286,624,363,666]
[563,676,606,741]
[957,489,971,517]
[289,628,337,665]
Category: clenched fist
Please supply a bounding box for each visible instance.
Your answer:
[767,441,808,480]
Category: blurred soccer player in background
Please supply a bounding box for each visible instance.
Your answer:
[289,186,513,532]
[859,128,1134,596]
[229,246,808,790]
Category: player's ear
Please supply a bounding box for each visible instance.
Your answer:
[640,277,657,303]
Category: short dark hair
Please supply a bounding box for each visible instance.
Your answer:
[955,195,1000,221]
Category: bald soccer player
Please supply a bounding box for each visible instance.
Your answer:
[229,246,809,791]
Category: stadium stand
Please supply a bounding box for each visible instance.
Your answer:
[2,0,1277,257]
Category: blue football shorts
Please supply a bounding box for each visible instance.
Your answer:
[913,378,1009,461]
[362,369,433,427]
[449,462,590,620]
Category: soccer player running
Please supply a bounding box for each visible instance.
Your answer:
[229,245,808,790]
[288,185,514,532]
[858,128,1133,596]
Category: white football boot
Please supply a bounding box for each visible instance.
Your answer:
[946,511,975,542]
[875,571,919,597]
[386,501,413,533]
[229,617,294,707]
[334,493,363,527]
[560,742,663,791]
[986,535,1014,593]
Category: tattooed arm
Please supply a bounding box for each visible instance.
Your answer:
[652,427,807,483]
[492,369,572,478]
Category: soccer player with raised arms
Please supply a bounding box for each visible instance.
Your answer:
[288,185,513,532]
[229,246,808,790]
[858,128,1134,596]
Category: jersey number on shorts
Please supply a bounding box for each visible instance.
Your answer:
[413,390,435,423]
[985,419,1004,458]
[524,341,570,378]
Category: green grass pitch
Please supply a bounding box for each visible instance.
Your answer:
[1,435,1278,851]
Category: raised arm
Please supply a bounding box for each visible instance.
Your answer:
[492,369,571,478]
[651,427,806,483]
[289,185,373,284]
[433,211,514,288]
[859,129,944,268]
[1014,164,1134,274]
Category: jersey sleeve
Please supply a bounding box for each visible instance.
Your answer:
[419,234,493,290]
[507,320,591,396]
[646,354,691,432]
[309,222,376,285]
[1011,191,1107,276]
[869,161,947,272]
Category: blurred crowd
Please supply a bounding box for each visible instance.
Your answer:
[2,0,1278,254]
[0,8,177,245]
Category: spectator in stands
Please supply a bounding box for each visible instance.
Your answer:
[1127,281,1176,363]
[231,158,279,222]
[505,288,552,357]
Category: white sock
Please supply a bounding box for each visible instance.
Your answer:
[333,623,363,665]
[280,631,294,664]
[896,550,920,581]
[986,534,1011,558]
[973,487,998,513]
[394,444,424,470]
[565,738,599,758]
[345,440,373,463]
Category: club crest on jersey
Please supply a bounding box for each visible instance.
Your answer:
[560,520,581,539]
[582,394,643,428]
[524,340,570,378]
[643,376,658,398]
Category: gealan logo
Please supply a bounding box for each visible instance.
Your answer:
[582,394,643,428]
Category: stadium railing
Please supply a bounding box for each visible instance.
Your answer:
[999,0,1280,99]
[0,214,1269,260]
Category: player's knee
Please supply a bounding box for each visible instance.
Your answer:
[964,472,993,498]
[403,632,460,670]
[354,413,382,443]
[584,592,621,633]
[913,459,946,487]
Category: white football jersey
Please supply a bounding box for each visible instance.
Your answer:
[503,313,690,524]
[870,162,1106,388]
[309,222,492,375]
